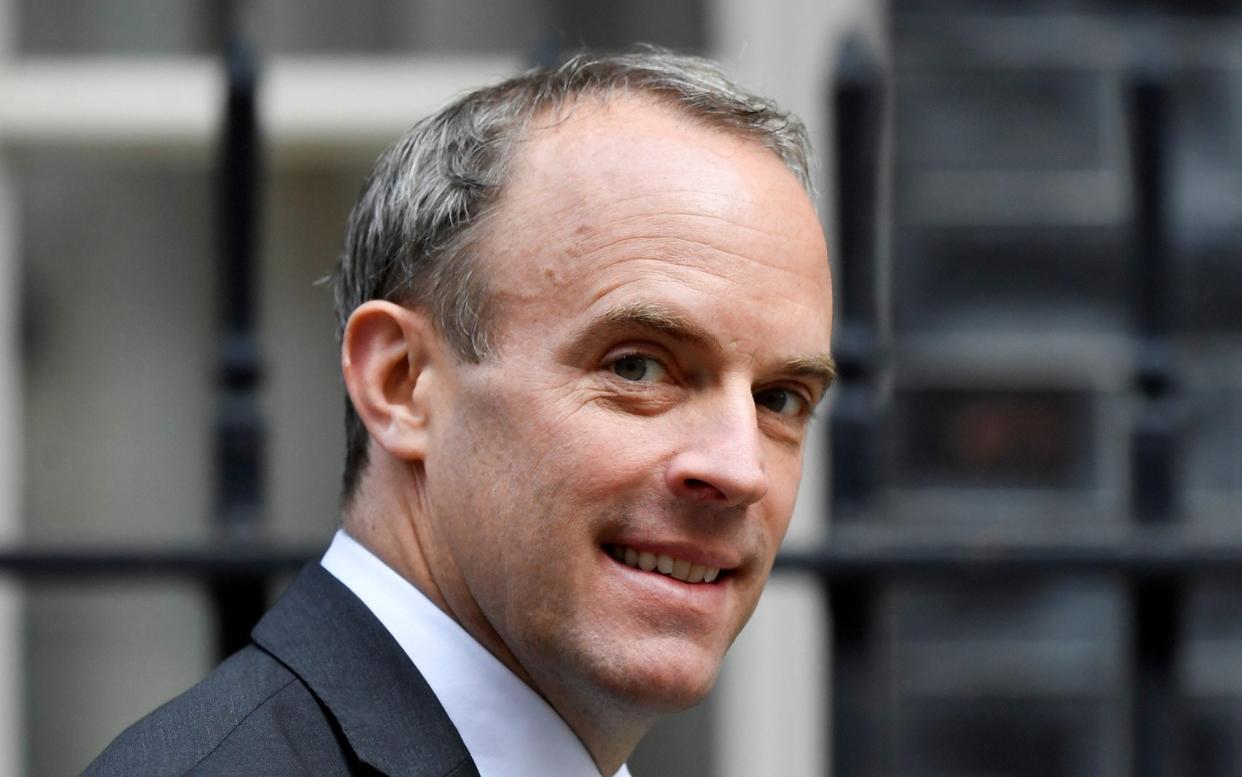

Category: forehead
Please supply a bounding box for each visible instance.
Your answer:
[479,97,832,350]
[498,97,816,237]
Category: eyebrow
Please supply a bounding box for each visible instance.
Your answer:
[575,300,837,394]
[780,354,838,397]
[597,301,721,349]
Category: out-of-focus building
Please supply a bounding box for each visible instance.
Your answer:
[2,1,1240,776]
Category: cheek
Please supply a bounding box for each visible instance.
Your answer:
[760,450,804,540]
[503,391,668,491]
[429,382,611,558]
[423,387,533,566]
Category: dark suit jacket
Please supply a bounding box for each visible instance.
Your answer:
[82,563,481,777]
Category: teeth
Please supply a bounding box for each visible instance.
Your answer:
[608,545,722,584]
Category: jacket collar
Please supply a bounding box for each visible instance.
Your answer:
[252,562,480,777]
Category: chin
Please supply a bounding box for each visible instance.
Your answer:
[585,636,727,715]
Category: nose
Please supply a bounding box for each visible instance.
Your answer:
[665,390,770,508]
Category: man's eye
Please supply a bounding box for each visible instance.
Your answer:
[755,388,807,417]
[612,355,667,383]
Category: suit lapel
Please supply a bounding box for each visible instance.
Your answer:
[252,563,481,777]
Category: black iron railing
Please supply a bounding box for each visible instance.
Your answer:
[211,33,268,660]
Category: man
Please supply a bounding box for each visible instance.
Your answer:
[85,48,834,777]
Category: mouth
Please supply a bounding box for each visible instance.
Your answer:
[604,543,724,585]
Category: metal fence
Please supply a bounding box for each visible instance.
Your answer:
[805,5,1242,775]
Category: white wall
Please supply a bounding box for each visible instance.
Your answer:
[0,0,26,770]
[0,150,26,777]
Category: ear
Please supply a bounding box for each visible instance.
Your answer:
[341,301,444,462]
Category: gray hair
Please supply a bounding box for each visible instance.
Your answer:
[330,46,815,502]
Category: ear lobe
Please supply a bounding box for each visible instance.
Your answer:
[341,301,441,461]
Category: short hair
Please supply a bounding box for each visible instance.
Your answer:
[330,46,815,503]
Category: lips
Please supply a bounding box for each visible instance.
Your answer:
[606,544,721,584]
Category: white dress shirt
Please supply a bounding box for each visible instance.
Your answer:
[321,529,632,777]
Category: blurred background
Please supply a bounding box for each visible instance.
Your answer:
[0,1,1239,776]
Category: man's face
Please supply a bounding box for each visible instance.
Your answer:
[418,98,833,716]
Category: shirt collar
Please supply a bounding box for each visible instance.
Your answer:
[321,528,631,777]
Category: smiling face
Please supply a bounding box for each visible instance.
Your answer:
[416,97,833,727]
